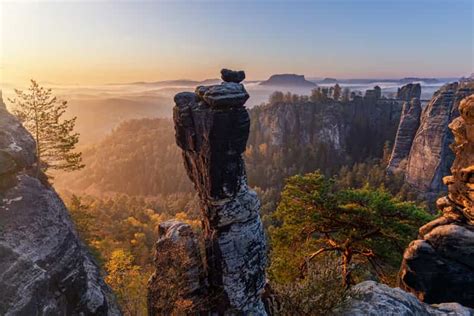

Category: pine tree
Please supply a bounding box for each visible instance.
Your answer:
[333,84,342,101]
[9,80,84,175]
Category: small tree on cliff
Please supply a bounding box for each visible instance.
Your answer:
[269,172,433,286]
[9,80,84,174]
[333,84,342,101]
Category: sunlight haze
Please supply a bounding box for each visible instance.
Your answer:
[1,0,472,85]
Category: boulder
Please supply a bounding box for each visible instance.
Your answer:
[195,82,249,108]
[342,281,473,315]
[221,68,245,83]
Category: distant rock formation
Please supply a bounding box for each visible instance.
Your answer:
[148,70,267,314]
[147,221,207,315]
[399,94,474,307]
[396,83,421,101]
[404,82,474,201]
[387,98,422,173]
[342,281,473,315]
[0,93,120,315]
[259,74,316,87]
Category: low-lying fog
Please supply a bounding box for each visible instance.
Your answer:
[1,78,452,146]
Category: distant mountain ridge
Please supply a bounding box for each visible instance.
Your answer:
[259,74,316,87]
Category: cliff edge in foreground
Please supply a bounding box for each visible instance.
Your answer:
[0,93,120,315]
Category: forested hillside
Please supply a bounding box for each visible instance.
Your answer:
[56,91,403,200]
[55,118,193,196]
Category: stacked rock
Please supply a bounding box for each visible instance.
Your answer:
[399,94,474,307]
[149,69,267,315]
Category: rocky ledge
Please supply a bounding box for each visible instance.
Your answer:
[399,94,474,307]
[342,281,473,315]
[0,93,120,315]
[148,70,267,314]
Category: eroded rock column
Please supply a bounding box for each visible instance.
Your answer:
[172,69,267,314]
[399,94,474,307]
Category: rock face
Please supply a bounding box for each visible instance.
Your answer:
[387,98,422,173]
[0,93,120,315]
[259,74,316,87]
[397,83,421,101]
[399,94,474,307]
[147,220,207,315]
[342,281,473,315]
[247,91,403,189]
[148,70,267,314]
[221,68,245,83]
[388,81,474,201]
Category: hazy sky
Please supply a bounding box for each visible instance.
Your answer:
[1,0,473,85]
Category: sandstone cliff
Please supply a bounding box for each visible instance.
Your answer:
[403,82,474,201]
[0,94,120,315]
[148,70,267,314]
[387,98,422,173]
[399,94,474,307]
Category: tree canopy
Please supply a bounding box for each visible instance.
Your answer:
[269,172,433,286]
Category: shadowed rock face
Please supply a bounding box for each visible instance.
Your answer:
[149,70,267,314]
[387,98,422,173]
[401,82,474,202]
[399,94,474,307]
[0,93,120,315]
[147,220,207,315]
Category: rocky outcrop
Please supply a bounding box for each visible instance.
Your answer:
[0,93,120,315]
[397,83,421,101]
[147,220,207,315]
[342,281,473,315]
[259,74,316,87]
[404,82,474,201]
[387,98,422,173]
[399,94,474,307]
[148,70,267,314]
[247,92,403,189]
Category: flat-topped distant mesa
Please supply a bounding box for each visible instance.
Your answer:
[259,74,316,87]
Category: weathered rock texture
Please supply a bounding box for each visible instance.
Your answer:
[404,82,474,201]
[399,94,474,307]
[0,93,120,315]
[397,83,421,101]
[148,70,267,314]
[387,98,422,173]
[342,281,473,315]
[147,220,207,315]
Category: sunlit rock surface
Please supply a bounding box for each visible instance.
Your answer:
[399,94,474,307]
[387,98,422,173]
[404,82,474,201]
[0,93,120,315]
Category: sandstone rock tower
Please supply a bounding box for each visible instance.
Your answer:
[148,69,267,315]
[399,94,474,307]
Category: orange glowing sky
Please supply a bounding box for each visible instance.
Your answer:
[1,1,472,86]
